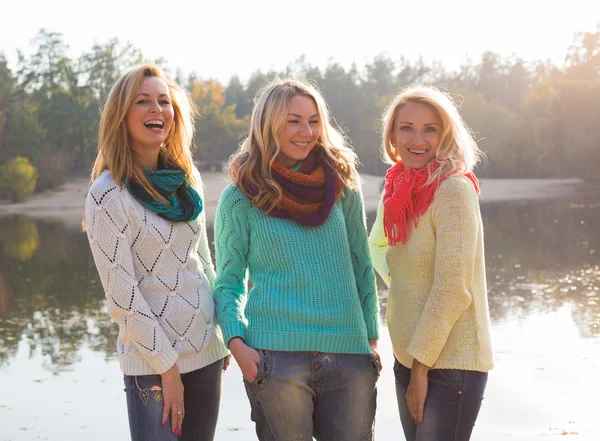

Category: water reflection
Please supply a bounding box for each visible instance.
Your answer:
[0,216,118,373]
[0,195,599,373]
[371,197,600,339]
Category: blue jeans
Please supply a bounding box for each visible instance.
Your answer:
[124,358,224,441]
[393,358,488,441]
[244,350,379,441]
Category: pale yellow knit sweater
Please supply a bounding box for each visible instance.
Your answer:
[369,175,493,371]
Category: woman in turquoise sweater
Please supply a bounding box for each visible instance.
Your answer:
[214,78,381,441]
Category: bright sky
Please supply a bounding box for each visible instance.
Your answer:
[2,0,599,84]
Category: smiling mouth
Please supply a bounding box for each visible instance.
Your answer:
[408,148,427,155]
[144,120,164,130]
[291,141,310,147]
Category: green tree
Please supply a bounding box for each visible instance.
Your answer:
[0,156,38,201]
[191,80,248,163]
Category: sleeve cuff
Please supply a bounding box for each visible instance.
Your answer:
[365,316,380,340]
[406,342,438,368]
[221,322,247,347]
[146,345,179,374]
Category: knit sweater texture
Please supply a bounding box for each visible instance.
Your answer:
[85,170,229,375]
[369,175,494,371]
[214,183,379,354]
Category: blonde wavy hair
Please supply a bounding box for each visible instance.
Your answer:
[90,63,198,201]
[381,85,482,184]
[229,78,359,212]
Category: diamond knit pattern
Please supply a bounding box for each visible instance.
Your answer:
[214,184,379,354]
[85,171,228,375]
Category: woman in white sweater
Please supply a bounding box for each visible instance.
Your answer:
[84,63,229,440]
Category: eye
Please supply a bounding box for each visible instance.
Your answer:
[309,120,319,125]
[160,99,171,105]
[425,126,437,132]
[137,99,149,104]
[399,125,412,131]
[287,119,299,124]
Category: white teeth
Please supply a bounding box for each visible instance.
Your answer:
[144,120,164,128]
[291,141,309,146]
[408,149,426,155]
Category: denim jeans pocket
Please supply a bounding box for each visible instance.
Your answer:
[124,374,164,406]
[244,349,271,393]
[429,368,466,393]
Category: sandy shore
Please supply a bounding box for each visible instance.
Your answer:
[0,173,586,228]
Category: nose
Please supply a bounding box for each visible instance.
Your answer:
[299,122,313,136]
[150,101,162,113]
[412,130,426,145]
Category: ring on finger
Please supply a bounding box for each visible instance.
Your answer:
[177,410,182,415]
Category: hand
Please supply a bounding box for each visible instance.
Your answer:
[369,339,382,372]
[229,338,260,382]
[223,354,232,371]
[406,358,429,425]
[160,364,184,436]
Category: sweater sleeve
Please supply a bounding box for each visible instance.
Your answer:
[368,194,390,287]
[195,178,216,290]
[407,178,478,367]
[341,185,380,340]
[85,179,178,374]
[213,185,251,346]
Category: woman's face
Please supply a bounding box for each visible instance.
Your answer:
[125,76,174,154]
[277,94,321,168]
[391,101,442,169]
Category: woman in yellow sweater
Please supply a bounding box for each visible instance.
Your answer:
[369,85,493,441]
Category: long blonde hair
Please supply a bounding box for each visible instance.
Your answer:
[381,85,482,184]
[229,78,359,212]
[90,63,198,200]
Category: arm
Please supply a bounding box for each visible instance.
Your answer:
[213,185,252,346]
[85,184,178,373]
[341,185,380,340]
[368,194,390,287]
[406,178,478,367]
[213,185,259,380]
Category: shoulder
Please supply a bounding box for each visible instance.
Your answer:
[432,175,480,220]
[341,182,364,204]
[435,175,478,202]
[217,183,253,213]
[86,170,124,207]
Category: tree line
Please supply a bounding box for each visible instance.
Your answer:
[0,27,599,200]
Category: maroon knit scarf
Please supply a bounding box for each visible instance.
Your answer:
[243,149,342,227]
[383,160,479,246]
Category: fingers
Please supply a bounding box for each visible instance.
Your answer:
[243,361,259,382]
[372,351,383,371]
[169,403,185,436]
[251,348,260,364]
[162,404,169,428]
[223,354,231,371]
[406,392,416,422]
[169,403,184,436]
[417,399,424,425]
[406,389,426,425]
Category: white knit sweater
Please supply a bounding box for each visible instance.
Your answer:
[85,170,228,375]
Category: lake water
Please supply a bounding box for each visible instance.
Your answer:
[1,194,599,440]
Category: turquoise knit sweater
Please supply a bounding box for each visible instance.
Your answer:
[214,183,379,355]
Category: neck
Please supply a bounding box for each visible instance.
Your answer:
[132,145,160,170]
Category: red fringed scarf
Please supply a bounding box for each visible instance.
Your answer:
[383,160,480,246]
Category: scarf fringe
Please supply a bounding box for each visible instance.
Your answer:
[383,161,479,246]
